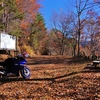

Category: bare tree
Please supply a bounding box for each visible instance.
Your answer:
[72,0,94,57]
[50,11,74,55]
[81,9,100,58]
[94,0,100,3]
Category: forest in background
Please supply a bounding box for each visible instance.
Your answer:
[0,0,100,59]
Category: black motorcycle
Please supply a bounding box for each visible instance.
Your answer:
[0,56,30,79]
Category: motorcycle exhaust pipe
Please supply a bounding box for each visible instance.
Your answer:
[0,71,5,75]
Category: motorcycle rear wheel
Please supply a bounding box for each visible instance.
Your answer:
[20,66,30,79]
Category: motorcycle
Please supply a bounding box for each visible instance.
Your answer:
[0,56,30,79]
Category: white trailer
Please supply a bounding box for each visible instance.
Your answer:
[0,32,16,50]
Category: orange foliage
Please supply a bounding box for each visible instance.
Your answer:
[16,0,41,33]
[20,20,28,29]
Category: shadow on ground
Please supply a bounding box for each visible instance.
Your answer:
[0,65,100,84]
[27,56,91,65]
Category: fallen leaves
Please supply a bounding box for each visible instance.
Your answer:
[0,56,100,100]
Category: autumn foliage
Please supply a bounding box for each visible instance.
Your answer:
[15,0,43,54]
[0,56,100,99]
[16,0,41,32]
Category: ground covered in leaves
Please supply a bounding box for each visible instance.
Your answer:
[0,56,100,100]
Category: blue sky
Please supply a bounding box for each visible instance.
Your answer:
[39,0,95,29]
[39,0,70,29]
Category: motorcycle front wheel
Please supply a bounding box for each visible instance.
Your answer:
[20,66,30,79]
